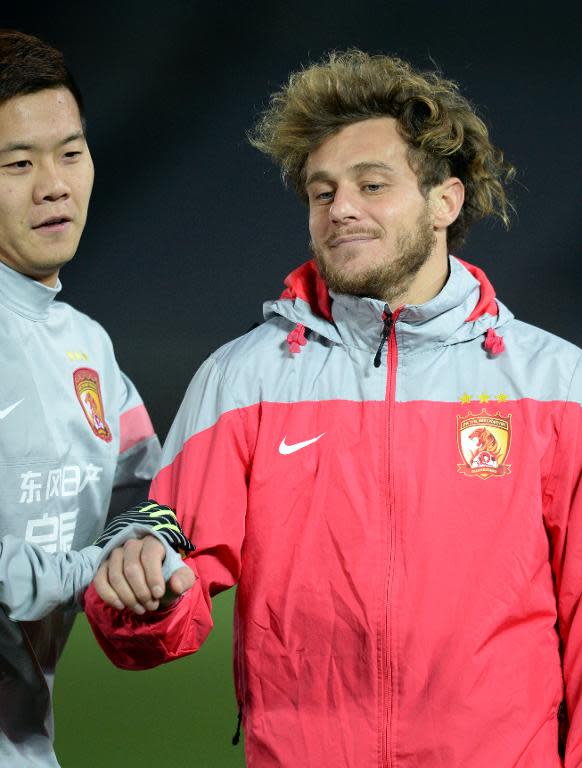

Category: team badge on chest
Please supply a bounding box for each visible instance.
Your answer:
[456,409,511,479]
[73,368,112,443]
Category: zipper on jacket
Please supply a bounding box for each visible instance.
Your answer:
[558,700,568,759]
[381,307,400,768]
[374,308,393,368]
[232,703,243,746]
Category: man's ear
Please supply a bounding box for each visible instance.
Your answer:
[429,177,465,228]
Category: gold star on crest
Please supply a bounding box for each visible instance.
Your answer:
[459,392,473,404]
[478,393,490,403]
[496,393,509,402]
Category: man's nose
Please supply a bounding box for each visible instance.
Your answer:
[33,162,70,204]
[329,187,361,223]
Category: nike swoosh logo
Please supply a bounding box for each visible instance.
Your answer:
[279,433,325,455]
[0,398,24,420]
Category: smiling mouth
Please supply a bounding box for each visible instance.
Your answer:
[329,235,378,248]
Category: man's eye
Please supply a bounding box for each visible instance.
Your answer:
[64,151,82,160]
[363,183,384,192]
[4,160,31,169]
[315,191,334,201]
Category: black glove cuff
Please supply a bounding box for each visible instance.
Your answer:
[94,500,195,556]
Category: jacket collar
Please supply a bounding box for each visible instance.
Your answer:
[265,256,512,356]
[388,256,507,356]
[0,259,62,322]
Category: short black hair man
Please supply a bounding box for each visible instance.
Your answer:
[0,29,162,767]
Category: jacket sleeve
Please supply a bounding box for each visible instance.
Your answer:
[107,371,161,519]
[543,354,582,765]
[85,356,252,669]
[0,536,101,621]
[0,527,186,623]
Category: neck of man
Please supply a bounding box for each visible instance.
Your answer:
[4,261,60,288]
[384,241,450,310]
[35,270,60,288]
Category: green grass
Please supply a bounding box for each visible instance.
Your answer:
[54,590,245,767]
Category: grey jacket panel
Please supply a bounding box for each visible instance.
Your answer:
[0,260,161,766]
[261,256,579,401]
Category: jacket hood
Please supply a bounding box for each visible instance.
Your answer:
[264,256,513,356]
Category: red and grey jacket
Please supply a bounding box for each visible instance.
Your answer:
[86,256,582,768]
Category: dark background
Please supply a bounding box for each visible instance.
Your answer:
[4,1,581,765]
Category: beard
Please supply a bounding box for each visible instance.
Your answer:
[312,204,436,303]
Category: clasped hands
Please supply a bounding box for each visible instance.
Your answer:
[93,536,195,614]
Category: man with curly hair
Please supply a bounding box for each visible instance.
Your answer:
[86,51,581,767]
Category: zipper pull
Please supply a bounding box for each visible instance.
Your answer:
[374,307,393,368]
[232,704,243,746]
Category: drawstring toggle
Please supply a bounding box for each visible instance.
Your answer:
[287,323,307,354]
[483,328,505,356]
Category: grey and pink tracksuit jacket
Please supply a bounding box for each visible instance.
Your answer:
[86,256,582,767]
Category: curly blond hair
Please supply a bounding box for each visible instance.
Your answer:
[250,50,515,251]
